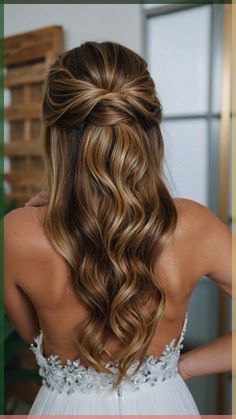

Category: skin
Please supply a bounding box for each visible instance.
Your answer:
[4,194,232,379]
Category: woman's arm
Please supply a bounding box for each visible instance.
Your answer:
[178,332,232,380]
[4,208,41,343]
[178,200,233,379]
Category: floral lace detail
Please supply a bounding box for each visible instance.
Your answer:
[30,312,188,397]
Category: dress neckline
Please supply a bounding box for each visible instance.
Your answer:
[30,311,188,369]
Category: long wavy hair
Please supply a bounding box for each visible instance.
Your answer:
[41,41,178,386]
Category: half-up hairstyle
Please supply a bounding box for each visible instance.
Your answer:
[41,41,178,386]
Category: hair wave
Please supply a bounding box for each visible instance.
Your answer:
[41,41,178,386]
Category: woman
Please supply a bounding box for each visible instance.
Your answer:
[4,41,232,415]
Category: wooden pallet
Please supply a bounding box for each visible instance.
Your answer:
[4,25,64,208]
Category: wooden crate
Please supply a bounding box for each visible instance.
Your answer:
[4,26,64,207]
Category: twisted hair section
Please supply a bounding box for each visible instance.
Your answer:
[41,41,177,386]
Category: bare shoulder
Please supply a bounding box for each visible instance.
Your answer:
[4,205,49,254]
[173,197,231,237]
[4,205,44,226]
[173,197,218,224]
[173,197,232,293]
[173,196,231,241]
[4,205,46,232]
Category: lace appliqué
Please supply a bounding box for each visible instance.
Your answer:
[30,312,188,397]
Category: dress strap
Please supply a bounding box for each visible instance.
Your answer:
[176,311,188,347]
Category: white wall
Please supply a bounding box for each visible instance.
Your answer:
[4,4,143,54]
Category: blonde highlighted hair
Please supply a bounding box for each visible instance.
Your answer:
[41,41,177,386]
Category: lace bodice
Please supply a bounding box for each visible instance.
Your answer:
[30,312,188,397]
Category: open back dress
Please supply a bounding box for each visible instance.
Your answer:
[28,311,200,415]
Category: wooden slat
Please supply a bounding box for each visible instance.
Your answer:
[4,192,39,208]
[4,140,43,157]
[4,62,48,88]
[4,25,63,208]
[5,192,30,202]
[5,170,43,186]
[5,105,41,121]
[4,25,63,67]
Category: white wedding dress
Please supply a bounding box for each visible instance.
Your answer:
[28,311,200,415]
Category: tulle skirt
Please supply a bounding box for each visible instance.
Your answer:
[29,373,200,415]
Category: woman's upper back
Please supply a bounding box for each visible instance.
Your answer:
[4,197,231,365]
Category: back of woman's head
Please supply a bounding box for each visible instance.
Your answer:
[41,41,177,386]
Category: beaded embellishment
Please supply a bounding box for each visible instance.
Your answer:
[30,312,188,397]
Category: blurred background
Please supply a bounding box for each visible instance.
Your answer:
[3,3,232,415]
